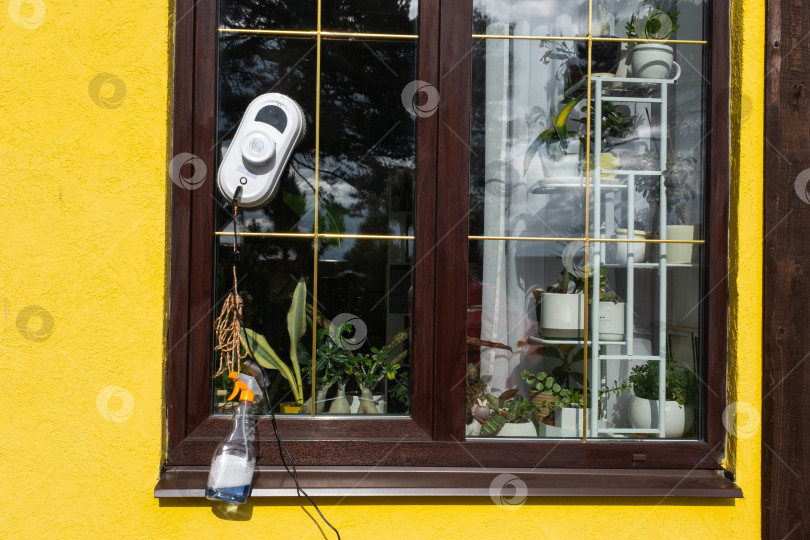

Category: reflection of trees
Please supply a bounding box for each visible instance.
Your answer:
[215,1,417,409]
[220,0,317,31]
[218,10,417,234]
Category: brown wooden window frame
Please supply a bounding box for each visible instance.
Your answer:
[160,0,740,497]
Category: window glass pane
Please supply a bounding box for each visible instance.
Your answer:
[315,238,412,415]
[319,39,417,236]
[467,4,708,440]
[470,38,587,239]
[322,0,419,34]
[213,4,416,418]
[212,238,315,414]
[219,0,318,30]
[217,35,318,233]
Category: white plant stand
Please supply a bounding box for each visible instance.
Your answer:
[530,74,696,439]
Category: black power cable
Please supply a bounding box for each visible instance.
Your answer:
[229,187,340,540]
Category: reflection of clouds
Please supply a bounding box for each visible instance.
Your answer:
[474,0,706,39]
[522,192,583,238]
[409,1,418,20]
[476,0,585,34]
[319,172,357,203]
[321,239,358,260]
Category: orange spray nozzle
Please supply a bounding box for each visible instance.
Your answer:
[226,370,260,402]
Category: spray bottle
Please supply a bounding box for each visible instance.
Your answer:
[205,371,262,504]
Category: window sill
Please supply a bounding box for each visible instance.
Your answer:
[155,466,742,498]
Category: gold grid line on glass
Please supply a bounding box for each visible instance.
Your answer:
[468,235,705,244]
[216,232,415,240]
[218,28,419,40]
[471,34,707,45]
[310,0,322,417]
[470,9,710,441]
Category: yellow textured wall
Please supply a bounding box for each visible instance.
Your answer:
[0,0,762,537]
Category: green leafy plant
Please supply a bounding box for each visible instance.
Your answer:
[522,368,630,412]
[536,263,587,296]
[352,347,399,388]
[538,39,582,89]
[479,389,536,436]
[466,363,488,412]
[522,369,564,396]
[240,278,307,405]
[629,358,698,406]
[625,8,680,40]
[299,323,353,414]
[524,97,583,173]
[388,371,409,407]
[576,100,636,151]
[597,265,622,303]
[348,330,407,414]
[535,258,619,304]
[635,155,697,226]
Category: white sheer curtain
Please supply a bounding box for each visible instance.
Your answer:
[479,20,558,393]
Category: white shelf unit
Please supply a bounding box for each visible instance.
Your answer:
[589,75,678,438]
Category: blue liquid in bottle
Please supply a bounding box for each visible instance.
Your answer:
[205,484,251,504]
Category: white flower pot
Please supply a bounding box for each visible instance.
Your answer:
[598,301,625,341]
[538,292,585,339]
[554,406,584,431]
[541,140,581,179]
[628,396,694,438]
[614,229,648,263]
[630,43,676,79]
[497,422,538,437]
[665,225,698,264]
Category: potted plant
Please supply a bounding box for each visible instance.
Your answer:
[520,345,585,425]
[552,388,587,432]
[523,367,630,434]
[539,39,584,91]
[466,363,490,425]
[348,330,407,414]
[521,369,563,426]
[478,389,538,437]
[614,226,650,263]
[595,266,625,341]
[299,324,353,414]
[533,263,586,339]
[636,153,698,263]
[628,358,697,437]
[577,0,624,77]
[534,261,625,341]
[626,6,681,79]
[577,100,637,169]
[524,97,583,179]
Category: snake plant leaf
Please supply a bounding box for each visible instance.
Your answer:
[553,97,583,142]
[480,413,506,437]
[506,398,523,422]
[523,97,583,174]
[240,328,298,396]
[523,133,546,173]
[286,279,307,404]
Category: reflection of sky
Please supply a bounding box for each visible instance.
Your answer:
[474,0,706,40]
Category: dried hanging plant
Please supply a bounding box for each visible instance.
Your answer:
[213,269,246,378]
[213,197,246,378]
